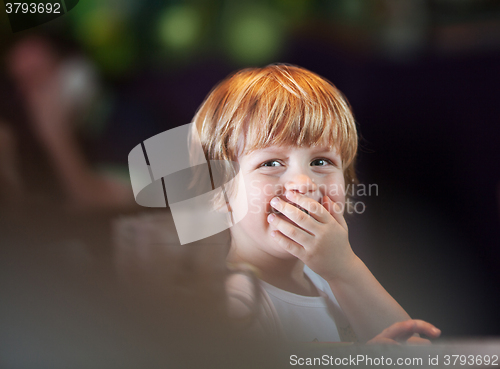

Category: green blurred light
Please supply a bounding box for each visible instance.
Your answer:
[340,0,365,21]
[72,5,125,47]
[158,5,202,51]
[275,0,311,24]
[86,10,122,46]
[331,0,368,23]
[71,5,135,75]
[92,37,136,75]
[224,6,285,64]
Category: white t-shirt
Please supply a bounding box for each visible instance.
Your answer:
[260,266,348,342]
[226,265,353,342]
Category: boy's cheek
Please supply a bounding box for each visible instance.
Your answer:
[248,178,261,197]
[325,182,346,199]
[226,178,250,223]
[248,179,283,198]
[248,197,263,215]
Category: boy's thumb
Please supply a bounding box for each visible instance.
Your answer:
[321,195,333,212]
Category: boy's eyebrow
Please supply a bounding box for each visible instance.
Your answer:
[249,146,339,156]
[256,147,289,154]
[245,147,288,157]
[246,150,288,162]
[310,147,339,155]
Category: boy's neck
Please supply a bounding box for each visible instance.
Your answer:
[227,247,319,297]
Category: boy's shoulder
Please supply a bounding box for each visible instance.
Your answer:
[225,272,285,338]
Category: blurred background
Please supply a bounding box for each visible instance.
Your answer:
[1,0,500,367]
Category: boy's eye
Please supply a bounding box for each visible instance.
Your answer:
[311,158,333,166]
[261,160,283,167]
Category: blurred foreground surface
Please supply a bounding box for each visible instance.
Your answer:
[1,208,499,369]
[0,207,274,369]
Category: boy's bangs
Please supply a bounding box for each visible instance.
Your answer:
[245,109,336,151]
[241,87,355,167]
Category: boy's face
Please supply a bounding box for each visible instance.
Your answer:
[228,144,346,259]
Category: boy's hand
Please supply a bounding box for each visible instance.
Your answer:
[367,319,441,345]
[268,192,357,281]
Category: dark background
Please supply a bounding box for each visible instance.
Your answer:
[0,1,499,366]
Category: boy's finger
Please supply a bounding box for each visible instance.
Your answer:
[378,320,441,341]
[270,229,306,259]
[268,212,313,244]
[271,197,317,231]
[322,196,348,231]
[284,191,330,223]
[377,322,411,341]
[406,320,441,338]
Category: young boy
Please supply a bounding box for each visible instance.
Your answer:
[190,64,440,343]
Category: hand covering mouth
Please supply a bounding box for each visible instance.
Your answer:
[270,201,309,215]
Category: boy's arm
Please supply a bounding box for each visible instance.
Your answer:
[321,200,441,342]
[325,254,410,342]
[268,192,440,342]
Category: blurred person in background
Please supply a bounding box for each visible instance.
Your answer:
[3,34,134,212]
[0,121,24,206]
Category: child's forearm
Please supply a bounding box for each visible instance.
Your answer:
[326,255,411,343]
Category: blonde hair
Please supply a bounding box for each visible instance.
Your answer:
[190,64,358,202]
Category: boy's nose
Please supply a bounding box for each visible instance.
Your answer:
[284,174,317,195]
